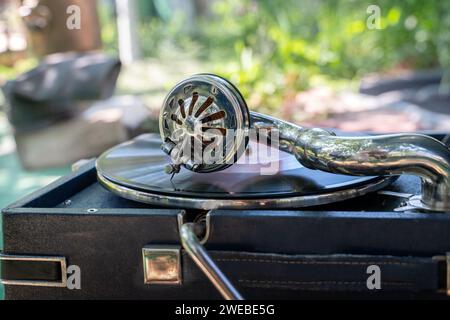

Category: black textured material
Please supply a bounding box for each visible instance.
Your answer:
[2,139,450,298]
[208,252,444,292]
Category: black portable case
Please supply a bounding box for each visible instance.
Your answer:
[2,158,450,300]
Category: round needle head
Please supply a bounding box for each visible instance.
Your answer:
[159,74,250,173]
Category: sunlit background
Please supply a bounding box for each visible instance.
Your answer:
[101,0,450,128]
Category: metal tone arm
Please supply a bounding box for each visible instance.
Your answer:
[251,112,450,211]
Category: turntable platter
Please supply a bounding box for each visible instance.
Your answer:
[96,134,396,209]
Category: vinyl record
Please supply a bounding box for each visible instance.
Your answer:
[96,134,394,204]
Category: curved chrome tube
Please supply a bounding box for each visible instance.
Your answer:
[180,223,244,300]
[251,112,450,211]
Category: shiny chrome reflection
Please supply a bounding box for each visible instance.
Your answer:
[180,223,244,300]
[161,74,450,212]
[251,112,450,211]
[160,74,250,173]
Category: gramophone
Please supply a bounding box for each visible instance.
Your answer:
[98,73,450,212]
[4,71,450,300]
[94,74,450,299]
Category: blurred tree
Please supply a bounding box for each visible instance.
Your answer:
[115,0,140,64]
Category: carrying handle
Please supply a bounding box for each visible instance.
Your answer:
[180,223,244,300]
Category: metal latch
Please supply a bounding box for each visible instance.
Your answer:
[142,246,182,285]
[142,212,243,300]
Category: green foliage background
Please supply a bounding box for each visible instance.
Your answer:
[100,0,450,113]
